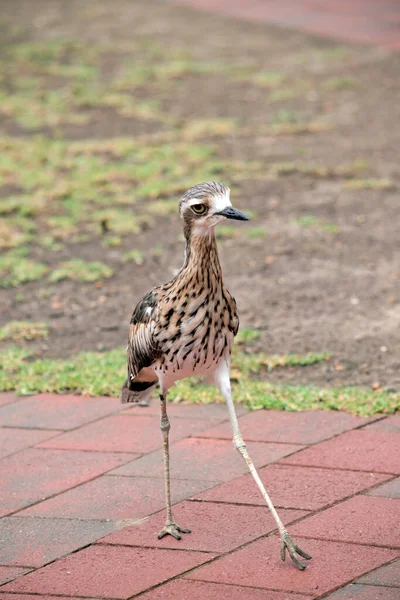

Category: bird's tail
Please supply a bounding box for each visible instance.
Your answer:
[120,371,158,404]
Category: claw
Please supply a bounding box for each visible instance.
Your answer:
[157,522,191,540]
[281,532,312,570]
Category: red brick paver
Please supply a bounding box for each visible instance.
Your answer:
[21,474,216,520]
[122,401,244,420]
[357,558,400,587]
[0,392,398,599]
[99,500,307,553]
[194,464,390,510]
[368,477,400,499]
[37,413,225,453]
[290,496,400,548]
[112,437,303,481]
[186,537,397,596]
[139,579,313,599]
[169,0,400,50]
[199,410,375,445]
[0,394,122,430]
[363,414,400,433]
[0,595,101,600]
[324,584,400,599]
[0,427,61,459]
[1,544,215,599]
[0,448,135,516]
[0,567,31,586]
[0,517,118,567]
[0,393,23,407]
[280,430,400,474]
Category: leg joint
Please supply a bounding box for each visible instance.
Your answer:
[160,417,170,433]
[233,434,246,452]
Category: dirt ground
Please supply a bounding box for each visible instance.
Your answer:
[0,0,399,390]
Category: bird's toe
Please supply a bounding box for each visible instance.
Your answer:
[280,532,312,570]
[157,522,191,540]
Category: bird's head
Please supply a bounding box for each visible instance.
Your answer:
[179,181,249,238]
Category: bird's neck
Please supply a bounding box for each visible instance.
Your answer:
[181,228,222,284]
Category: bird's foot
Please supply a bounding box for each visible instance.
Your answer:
[280,531,312,571]
[157,522,191,541]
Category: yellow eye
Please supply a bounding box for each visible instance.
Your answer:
[192,204,206,215]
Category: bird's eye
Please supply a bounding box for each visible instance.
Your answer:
[191,204,206,215]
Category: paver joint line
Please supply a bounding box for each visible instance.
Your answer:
[279,462,397,476]
[290,534,400,551]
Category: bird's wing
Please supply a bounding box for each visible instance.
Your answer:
[127,290,161,381]
[224,287,239,336]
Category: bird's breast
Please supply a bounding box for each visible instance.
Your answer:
[154,297,234,384]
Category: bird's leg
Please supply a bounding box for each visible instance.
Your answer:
[215,362,311,570]
[157,392,191,540]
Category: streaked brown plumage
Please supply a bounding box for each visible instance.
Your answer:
[121,182,311,570]
[120,182,239,404]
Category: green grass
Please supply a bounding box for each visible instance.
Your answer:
[294,216,339,233]
[272,109,299,124]
[245,226,267,239]
[0,250,48,288]
[269,160,370,180]
[0,346,397,415]
[0,321,48,342]
[269,88,298,103]
[179,118,239,140]
[247,71,284,88]
[236,328,261,345]
[0,134,235,268]
[344,178,395,190]
[323,77,357,91]
[123,249,144,264]
[312,47,348,61]
[216,225,240,240]
[49,259,113,283]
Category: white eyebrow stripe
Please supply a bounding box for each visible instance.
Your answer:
[187,193,232,212]
[213,193,232,212]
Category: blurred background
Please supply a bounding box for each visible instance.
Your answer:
[0,0,399,411]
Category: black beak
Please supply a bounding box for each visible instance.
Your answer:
[214,207,250,221]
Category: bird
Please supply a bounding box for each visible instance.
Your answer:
[120,181,311,570]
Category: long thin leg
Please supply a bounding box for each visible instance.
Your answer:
[214,359,311,570]
[157,391,191,540]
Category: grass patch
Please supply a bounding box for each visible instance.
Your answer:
[269,88,298,103]
[123,249,144,264]
[294,216,339,233]
[216,225,240,240]
[231,351,330,376]
[312,47,348,61]
[269,160,369,180]
[247,71,284,88]
[236,328,261,345]
[0,321,49,342]
[0,250,48,288]
[103,236,122,248]
[0,135,230,260]
[344,178,396,190]
[179,118,238,140]
[0,346,397,415]
[323,77,357,91]
[249,120,333,137]
[245,226,267,239]
[273,109,299,124]
[170,378,399,416]
[49,259,113,283]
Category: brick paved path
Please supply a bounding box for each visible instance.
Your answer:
[0,392,399,598]
[169,0,400,50]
